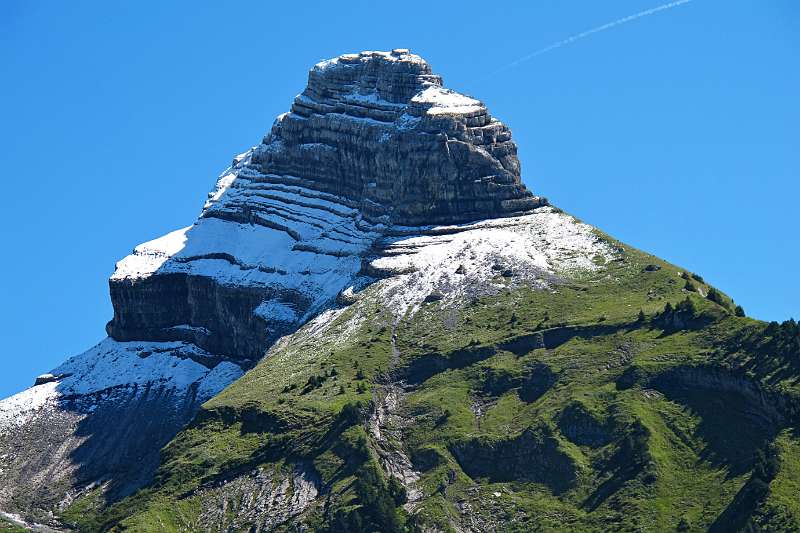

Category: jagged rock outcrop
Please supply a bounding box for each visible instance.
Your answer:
[106,48,544,364]
[194,464,319,531]
[254,49,542,226]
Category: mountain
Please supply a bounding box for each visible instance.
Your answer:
[2,49,799,533]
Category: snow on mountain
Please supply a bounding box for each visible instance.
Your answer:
[0,339,243,432]
[371,207,613,316]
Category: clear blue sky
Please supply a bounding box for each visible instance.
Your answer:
[1,1,797,398]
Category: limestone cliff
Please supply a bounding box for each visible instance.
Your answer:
[106,49,544,365]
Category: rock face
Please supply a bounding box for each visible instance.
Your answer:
[193,464,320,531]
[0,339,242,524]
[450,424,578,494]
[106,49,544,365]
[255,49,542,226]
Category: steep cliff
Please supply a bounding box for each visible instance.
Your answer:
[106,48,544,364]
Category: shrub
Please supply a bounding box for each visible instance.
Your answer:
[753,319,800,369]
[676,296,697,317]
[338,401,364,426]
[335,461,408,532]
[302,375,328,393]
[753,446,780,481]
[387,476,408,505]
[305,374,326,389]
[706,287,728,309]
[658,298,698,330]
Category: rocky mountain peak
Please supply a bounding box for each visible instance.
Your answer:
[0,50,646,530]
[307,49,441,104]
[249,49,544,226]
[103,50,551,363]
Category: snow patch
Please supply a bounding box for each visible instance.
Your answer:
[255,301,299,323]
[373,208,613,316]
[197,361,244,399]
[344,90,405,109]
[0,381,59,431]
[50,338,229,396]
[111,226,190,280]
[0,338,244,431]
[395,113,421,130]
[167,324,211,335]
[313,50,426,73]
[204,172,238,211]
[411,86,484,116]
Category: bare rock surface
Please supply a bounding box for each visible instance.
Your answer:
[194,464,319,532]
[106,48,545,365]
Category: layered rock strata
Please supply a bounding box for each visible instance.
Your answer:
[106,48,544,364]
[256,49,542,226]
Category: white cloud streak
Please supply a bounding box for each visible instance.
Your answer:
[486,0,693,77]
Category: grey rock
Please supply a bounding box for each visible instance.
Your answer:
[194,464,319,531]
[33,374,57,386]
[0,384,213,524]
[250,49,544,227]
[106,50,545,365]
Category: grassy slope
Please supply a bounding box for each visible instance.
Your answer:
[0,520,26,533]
[63,231,800,532]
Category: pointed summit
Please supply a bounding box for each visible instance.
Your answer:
[249,49,544,226]
[106,51,552,362]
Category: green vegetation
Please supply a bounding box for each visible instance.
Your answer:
[0,519,27,533]
[62,235,800,532]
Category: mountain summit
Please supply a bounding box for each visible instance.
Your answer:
[2,51,799,532]
[257,48,543,225]
[107,48,546,364]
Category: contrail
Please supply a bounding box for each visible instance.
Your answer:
[486,0,693,77]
